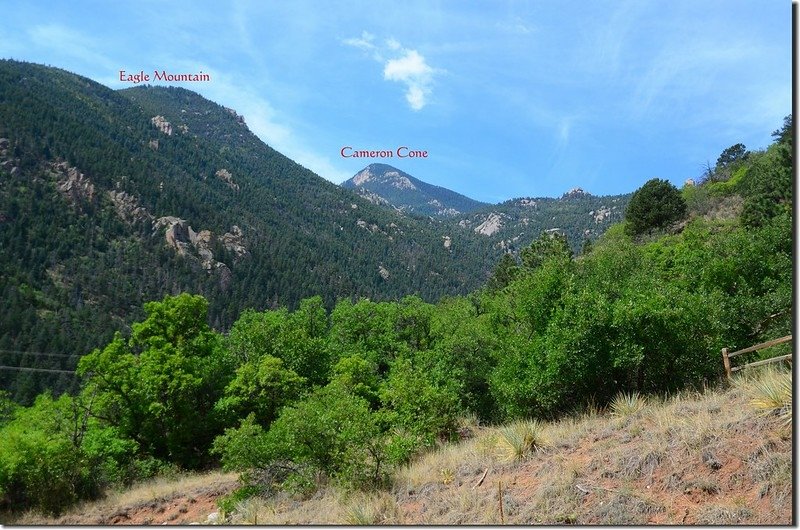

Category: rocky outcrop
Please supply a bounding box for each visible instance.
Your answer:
[53,162,95,208]
[590,206,612,224]
[474,213,504,236]
[220,226,248,261]
[561,187,590,199]
[356,219,380,233]
[151,115,173,136]
[355,188,390,207]
[224,107,246,126]
[154,217,246,290]
[107,190,153,224]
[215,169,239,191]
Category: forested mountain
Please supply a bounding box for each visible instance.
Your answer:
[0,59,636,404]
[447,188,630,255]
[344,164,630,254]
[0,60,500,402]
[342,163,489,217]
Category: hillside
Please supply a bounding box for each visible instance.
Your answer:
[0,60,637,403]
[343,164,631,255]
[449,188,630,254]
[342,163,489,217]
[0,60,498,402]
[10,369,792,525]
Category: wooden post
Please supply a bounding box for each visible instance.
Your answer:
[498,481,505,524]
[722,347,731,379]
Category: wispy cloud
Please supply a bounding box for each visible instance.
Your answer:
[344,33,440,111]
[495,16,534,35]
[630,39,762,121]
[342,31,382,60]
[27,23,116,70]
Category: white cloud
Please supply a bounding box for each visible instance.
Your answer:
[344,33,439,111]
[383,49,432,80]
[386,37,401,50]
[383,49,434,111]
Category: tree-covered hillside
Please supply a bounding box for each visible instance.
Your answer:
[452,189,630,255]
[0,60,512,402]
[0,115,790,518]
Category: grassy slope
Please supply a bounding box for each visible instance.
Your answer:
[12,367,792,525]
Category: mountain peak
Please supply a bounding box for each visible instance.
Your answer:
[351,164,417,190]
[561,187,592,199]
[342,164,487,218]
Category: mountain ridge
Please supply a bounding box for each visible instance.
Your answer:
[342,163,489,218]
[0,60,496,402]
[343,162,631,253]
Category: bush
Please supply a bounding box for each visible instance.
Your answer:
[0,393,147,515]
[214,384,387,492]
[625,178,687,236]
[379,358,461,445]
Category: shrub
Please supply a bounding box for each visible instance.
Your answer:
[609,392,647,418]
[379,358,461,445]
[215,384,388,492]
[625,178,687,236]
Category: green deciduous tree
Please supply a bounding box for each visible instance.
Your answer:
[214,355,305,428]
[77,294,232,469]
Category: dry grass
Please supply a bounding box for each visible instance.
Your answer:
[9,470,238,525]
[227,370,789,524]
[11,369,791,525]
[737,366,792,427]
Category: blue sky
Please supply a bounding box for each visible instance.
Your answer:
[0,1,791,202]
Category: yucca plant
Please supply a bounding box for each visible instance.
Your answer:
[343,493,401,525]
[496,420,545,461]
[610,391,646,418]
[748,368,792,427]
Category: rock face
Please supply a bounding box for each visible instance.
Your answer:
[215,169,239,191]
[151,115,173,136]
[54,162,95,208]
[474,212,504,236]
[153,217,247,290]
[107,190,153,224]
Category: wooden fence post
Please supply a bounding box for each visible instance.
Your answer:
[722,347,731,379]
[498,481,504,524]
